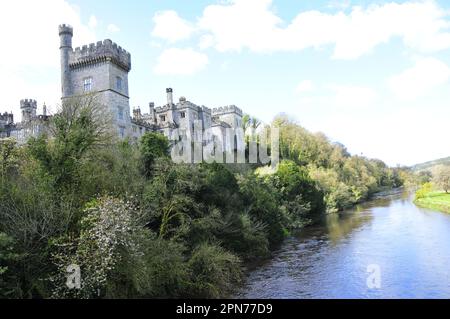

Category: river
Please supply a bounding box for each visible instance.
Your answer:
[236,191,450,298]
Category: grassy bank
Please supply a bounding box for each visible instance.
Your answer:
[415,191,450,213]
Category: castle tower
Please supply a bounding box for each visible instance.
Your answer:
[59,24,73,98]
[58,25,132,139]
[20,99,37,122]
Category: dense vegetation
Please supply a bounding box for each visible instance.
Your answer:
[0,98,408,298]
[274,115,407,212]
[414,165,450,214]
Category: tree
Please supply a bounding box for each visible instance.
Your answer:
[0,232,22,298]
[432,165,450,193]
[0,138,19,183]
[242,114,261,131]
[142,160,202,239]
[140,132,170,178]
[27,94,113,190]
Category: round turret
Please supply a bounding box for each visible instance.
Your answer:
[59,24,73,98]
[58,24,73,36]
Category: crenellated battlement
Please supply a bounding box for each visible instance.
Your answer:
[58,24,73,35]
[212,105,242,116]
[0,112,14,124]
[20,99,37,109]
[70,39,131,71]
[155,105,172,113]
[201,105,211,114]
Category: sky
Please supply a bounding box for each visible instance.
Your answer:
[1,0,450,166]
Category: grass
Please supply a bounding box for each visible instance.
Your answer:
[414,191,450,214]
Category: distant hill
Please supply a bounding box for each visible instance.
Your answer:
[412,156,450,172]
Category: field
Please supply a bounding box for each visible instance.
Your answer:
[415,191,450,214]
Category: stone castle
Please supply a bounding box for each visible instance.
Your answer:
[0,24,244,150]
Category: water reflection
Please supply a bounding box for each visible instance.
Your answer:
[236,191,450,299]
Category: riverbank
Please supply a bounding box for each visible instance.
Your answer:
[414,191,450,213]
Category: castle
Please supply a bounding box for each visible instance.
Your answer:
[0,25,244,152]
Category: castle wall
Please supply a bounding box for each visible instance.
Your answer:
[3,25,248,157]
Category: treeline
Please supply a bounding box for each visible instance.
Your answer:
[274,115,408,212]
[0,98,407,298]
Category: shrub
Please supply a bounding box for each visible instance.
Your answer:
[187,243,242,298]
[415,182,433,200]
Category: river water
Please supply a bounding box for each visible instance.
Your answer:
[236,191,450,298]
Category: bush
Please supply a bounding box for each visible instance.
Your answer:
[50,196,146,298]
[187,243,242,298]
[415,182,433,200]
[0,233,22,298]
[237,172,285,245]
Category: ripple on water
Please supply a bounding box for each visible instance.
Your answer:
[236,192,450,299]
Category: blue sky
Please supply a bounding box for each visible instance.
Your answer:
[1,0,450,166]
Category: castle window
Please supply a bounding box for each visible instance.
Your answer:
[160,115,166,122]
[83,77,93,92]
[180,112,186,118]
[119,126,125,138]
[116,77,123,91]
[118,106,124,120]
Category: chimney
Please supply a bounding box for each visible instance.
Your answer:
[43,103,47,116]
[166,88,173,105]
[149,102,156,124]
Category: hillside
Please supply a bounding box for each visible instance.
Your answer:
[412,156,450,172]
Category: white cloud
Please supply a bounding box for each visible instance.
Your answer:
[199,34,214,50]
[328,84,377,109]
[107,24,120,33]
[295,80,314,94]
[388,57,450,100]
[151,10,195,43]
[88,15,98,29]
[0,0,96,119]
[197,0,281,52]
[154,48,209,75]
[195,0,450,59]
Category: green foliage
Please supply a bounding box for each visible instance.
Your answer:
[0,233,22,298]
[27,96,113,191]
[0,138,20,183]
[414,191,450,214]
[415,182,434,200]
[51,196,147,298]
[0,108,404,299]
[273,114,407,212]
[237,172,284,245]
[142,160,203,239]
[275,161,325,217]
[140,132,170,178]
[187,243,242,298]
